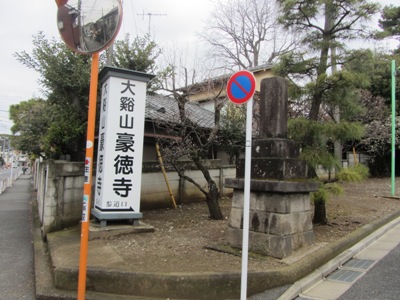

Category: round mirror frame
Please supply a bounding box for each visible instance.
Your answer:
[57,0,123,55]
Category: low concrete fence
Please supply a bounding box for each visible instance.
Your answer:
[315,152,369,181]
[34,159,235,235]
[0,168,22,194]
[0,177,9,194]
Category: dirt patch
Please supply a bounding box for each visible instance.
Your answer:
[104,178,400,273]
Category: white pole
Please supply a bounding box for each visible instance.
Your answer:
[2,138,5,159]
[9,154,13,187]
[240,97,253,300]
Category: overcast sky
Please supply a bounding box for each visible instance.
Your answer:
[0,0,398,135]
[0,0,214,135]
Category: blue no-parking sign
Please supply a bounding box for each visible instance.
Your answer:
[226,70,256,105]
[226,70,256,300]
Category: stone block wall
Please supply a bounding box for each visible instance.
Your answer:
[226,190,315,258]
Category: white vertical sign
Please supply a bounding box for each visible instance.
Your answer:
[93,68,153,220]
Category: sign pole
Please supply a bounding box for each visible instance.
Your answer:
[240,97,253,300]
[391,60,396,196]
[77,52,99,300]
[226,69,256,299]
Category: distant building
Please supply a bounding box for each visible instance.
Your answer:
[140,64,275,163]
[184,63,274,111]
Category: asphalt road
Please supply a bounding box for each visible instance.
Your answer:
[0,175,35,299]
[339,243,400,300]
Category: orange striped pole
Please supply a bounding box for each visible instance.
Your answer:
[77,52,99,300]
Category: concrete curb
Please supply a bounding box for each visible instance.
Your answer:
[33,195,159,300]
[32,183,400,300]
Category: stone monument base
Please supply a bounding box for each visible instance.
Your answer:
[226,227,315,259]
[225,179,317,259]
[224,77,319,259]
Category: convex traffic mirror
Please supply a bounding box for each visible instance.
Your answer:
[56,0,122,54]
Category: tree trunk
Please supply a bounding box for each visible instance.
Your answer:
[205,181,223,220]
[192,155,223,220]
[313,201,328,224]
[307,2,333,123]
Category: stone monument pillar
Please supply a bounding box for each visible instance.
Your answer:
[225,77,318,259]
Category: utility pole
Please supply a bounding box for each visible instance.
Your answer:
[0,137,4,166]
[137,11,167,36]
[106,43,114,65]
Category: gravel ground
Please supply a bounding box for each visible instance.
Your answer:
[103,177,400,273]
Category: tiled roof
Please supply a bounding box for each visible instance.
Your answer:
[248,62,274,72]
[145,94,215,128]
[180,63,275,92]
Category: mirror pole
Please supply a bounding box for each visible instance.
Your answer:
[77,52,99,300]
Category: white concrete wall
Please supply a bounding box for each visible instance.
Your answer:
[35,160,85,234]
[35,159,235,234]
[316,152,369,181]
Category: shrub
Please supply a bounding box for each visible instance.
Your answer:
[311,182,343,224]
[311,182,343,205]
[337,164,369,182]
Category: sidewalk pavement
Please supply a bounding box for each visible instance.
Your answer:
[283,219,400,299]
[0,175,35,299]
[30,178,400,299]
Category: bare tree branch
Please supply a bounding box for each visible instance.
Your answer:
[199,0,297,69]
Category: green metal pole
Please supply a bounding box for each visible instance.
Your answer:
[391,60,396,196]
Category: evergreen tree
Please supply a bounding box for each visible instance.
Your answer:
[14,33,160,160]
[377,5,400,52]
[9,99,52,158]
[275,0,380,223]
[276,0,380,122]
